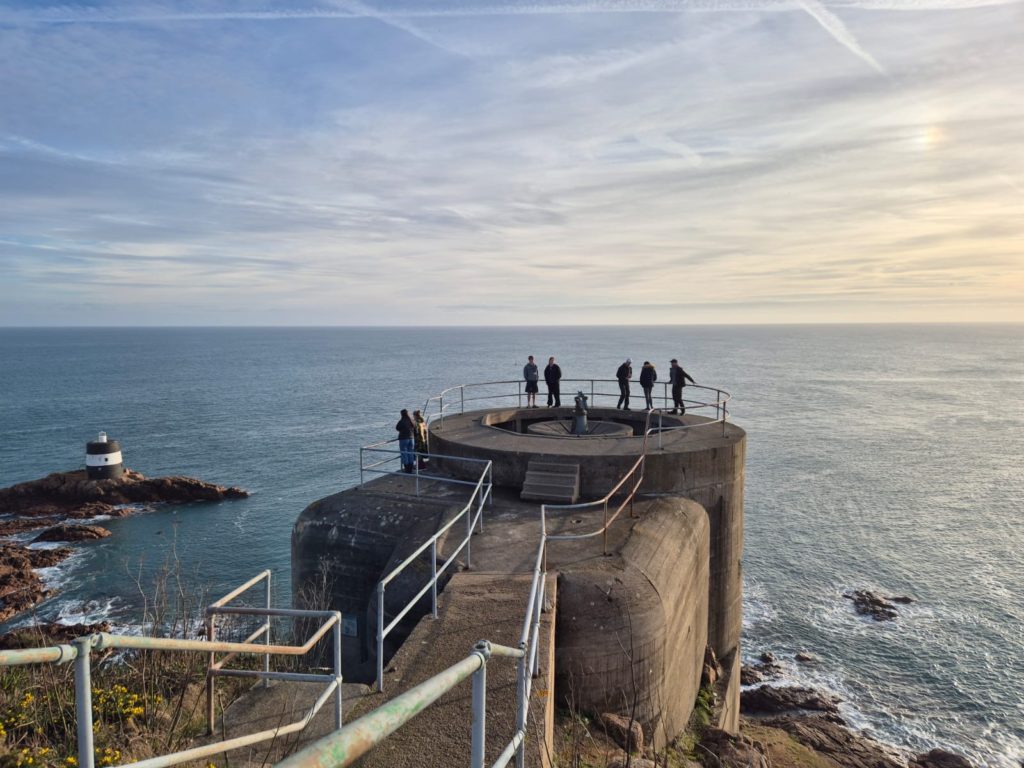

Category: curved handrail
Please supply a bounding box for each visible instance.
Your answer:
[420,378,731,430]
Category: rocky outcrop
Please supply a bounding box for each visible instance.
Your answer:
[762,715,904,768]
[910,749,974,768]
[33,524,112,543]
[0,468,247,622]
[0,543,73,622]
[698,728,769,768]
[0,469,247,519]
[741,651,784,685]
[742,685,842,716]
[843,590,914,621]
[601,712,645,753]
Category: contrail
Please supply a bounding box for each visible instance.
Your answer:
[796,0,886,74]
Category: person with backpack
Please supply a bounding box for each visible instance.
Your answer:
[395,409,416,473]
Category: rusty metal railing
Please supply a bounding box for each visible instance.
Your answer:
[0,571,343,768]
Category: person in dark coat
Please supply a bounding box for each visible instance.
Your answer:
[616,358,632,410]
[523,355,540,408]
[639,361,657,410]
[395,409,416,473]
[669,358,696,414]
[544,356,562,407]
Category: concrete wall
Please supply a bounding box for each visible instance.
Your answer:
[291,487,461,683]
[554,497,709,748]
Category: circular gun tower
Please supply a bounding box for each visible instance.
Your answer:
[293,379,745,747]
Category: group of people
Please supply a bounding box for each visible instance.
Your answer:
[522,355,696,412]
[396,355,697,471]
[394,408,428,473]
[614,358,695,412]
[522,355,563,408]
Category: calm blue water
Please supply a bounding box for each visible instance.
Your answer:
[1,325,1021,765]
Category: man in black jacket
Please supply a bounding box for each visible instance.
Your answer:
[616,358,632,409]
[544,357,562,407]
[669,358,696,414]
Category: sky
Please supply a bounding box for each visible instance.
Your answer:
[0,0,1022,326]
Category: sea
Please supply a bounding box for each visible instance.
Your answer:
[0,325,1021,765]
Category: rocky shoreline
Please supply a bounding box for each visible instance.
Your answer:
[729,653,977,768]
[0,468,248,622]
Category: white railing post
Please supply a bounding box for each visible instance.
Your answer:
[376,583,386,692]
[471,642,489,768]
[461,385,465,413]
[73,637,96,768]
[415,458,420,496]
[333,615,344,730]
[466,504,473,569]
[658,412,663,451]
[206,612,217,734]
[431,539,439,618]
[264,572,272,688]
[515,650,527,768]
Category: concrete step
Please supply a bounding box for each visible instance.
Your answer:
[527,461,579,476]
[521,460,580,503]
[524,481,581,505]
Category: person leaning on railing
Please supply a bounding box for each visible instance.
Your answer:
[669,358,696,414]
[395,409,416,473]
[616,358,633,410]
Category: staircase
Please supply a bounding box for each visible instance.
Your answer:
[520,460,580,504]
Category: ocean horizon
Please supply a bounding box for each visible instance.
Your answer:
[1,323,1021,765]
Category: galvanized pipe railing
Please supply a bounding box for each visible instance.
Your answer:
[0,572,345,768]
[278,640,524,768]
[417,378,730,430]
[375,459,493,691]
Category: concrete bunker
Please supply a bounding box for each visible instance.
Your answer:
[292,401,745,746]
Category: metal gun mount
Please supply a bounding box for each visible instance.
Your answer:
[573,391,589,436]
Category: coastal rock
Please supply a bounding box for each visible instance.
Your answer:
[741,685,842,716]
[698,728,769,768]
[600,712,644,753]
[762,714,903,768]
[0,621,111,650]
[33,524,112,543]
[794,651,815,663]
[910,749,974,768]
[741,651,783,686]
[0,469,248,518]
[843,590,906,621]
[0,543,73,622]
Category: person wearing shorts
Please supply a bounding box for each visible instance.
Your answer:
[523,355,540,407]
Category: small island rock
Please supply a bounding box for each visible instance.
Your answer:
[33,524,112,543]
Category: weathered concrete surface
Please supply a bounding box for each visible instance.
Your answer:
[350,572,557,768]
[291,475,475,682]
[208,681,371,765]
[555,497,709,749]
[430,407,745,661]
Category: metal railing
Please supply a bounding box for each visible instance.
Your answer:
[277,640,525,768]
[359,440,493,495]
[375,457,493,692]
[420,378,730,434]
[0,572,343,768]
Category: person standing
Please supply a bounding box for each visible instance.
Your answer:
[669,358,696,414]
[616,358,633,410]
[395,409,416,473]
[523,355,540,408]
[412,409,429,469]
[639,361,658,410]
[544,356,562,407]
